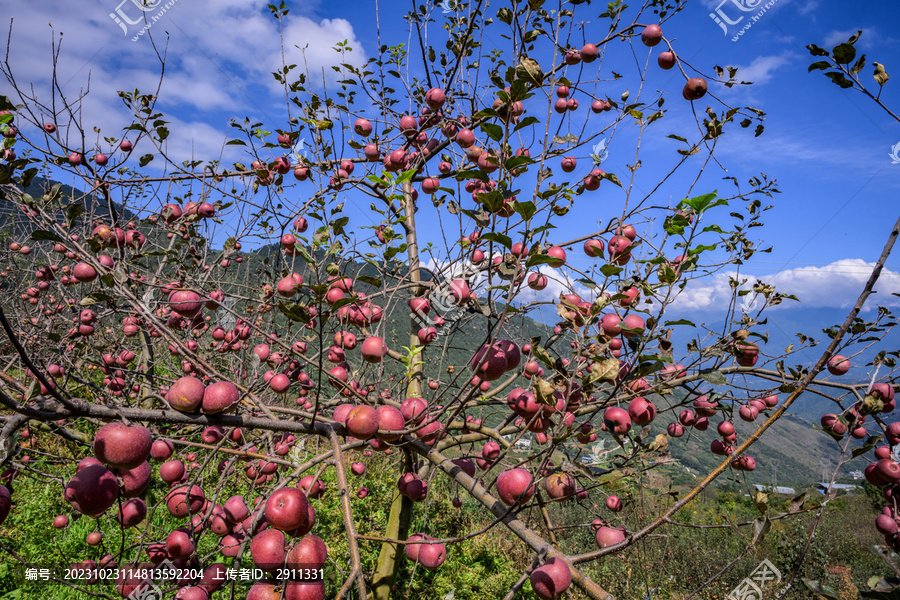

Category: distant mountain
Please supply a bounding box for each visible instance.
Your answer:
[669,305,900,372]
[0,179,876,484]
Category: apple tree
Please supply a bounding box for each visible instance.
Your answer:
[0,3,895,600]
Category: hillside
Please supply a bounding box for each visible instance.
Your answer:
[0,178,871,485]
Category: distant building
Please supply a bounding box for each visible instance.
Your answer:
[814,482,858,494]
[513,438,532,452]
[580,456,594,465]
[753,484,796,495]
[848,470,864,480]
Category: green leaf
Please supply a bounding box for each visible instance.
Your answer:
[505,155,533,170]
[851,54,867,75]
[588,358,619,383]
[600,264,623,277]
[687,243,717,257]
[66,203,83,228]
[680,192,721,213]
[139,154,154,167]
[601,172,622,187]
[366,174,391,187]
[513,116,540,132]
[479,190,505,213]
[0,96,14,111]
[852,435,883,458]
[30,230,63,243]
[700,369,726,386]
[80,292,115,306]
[46,182,62,203]
[663,319,696,327]
[531,345,556,369]
[497,7,513,23]
[357,275,382,288]
[516,57,543,86]
[630,359,666,380]
[480,232,512,248]
[329,297,358,312]
[832,43,856,64]
[396,167,417,184]
[664,214,690,235]
[19,169,38,190]
[514,200,536,220]
[525,254,557,268]
[806,44,829,57]
[802,579,840,600]
[825,71,854,88]
[456,169,489,182]
[332,216,349,236]
[808,61,831,72]
[480,123,504,142]
[278,302,311,323]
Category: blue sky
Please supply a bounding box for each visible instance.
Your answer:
[2,0,899,318]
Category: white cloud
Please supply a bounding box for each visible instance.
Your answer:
[796,0,820,15]
[709,129,897,177]
[822,28,877,50]
[667,258,900,311]
[732,54,793,85]
[420,256,593,308]
[516,265,580,304]
[1,1,366,169]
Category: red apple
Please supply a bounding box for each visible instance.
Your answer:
[683,78,708,101]
[530,557,572,600]
[93,422,152,470]
[167,376,205,412]
[251,529,287,571]
[496,468,535,505]
[595,526,626,548]
[641,24,663,47]
[68,465,119,517]
[657,51,675,70]
[264,488,310,532]
[202,381,240,413]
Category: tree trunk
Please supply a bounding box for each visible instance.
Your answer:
[371,180,423,600]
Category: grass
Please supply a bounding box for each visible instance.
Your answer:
[0,430,891,600]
